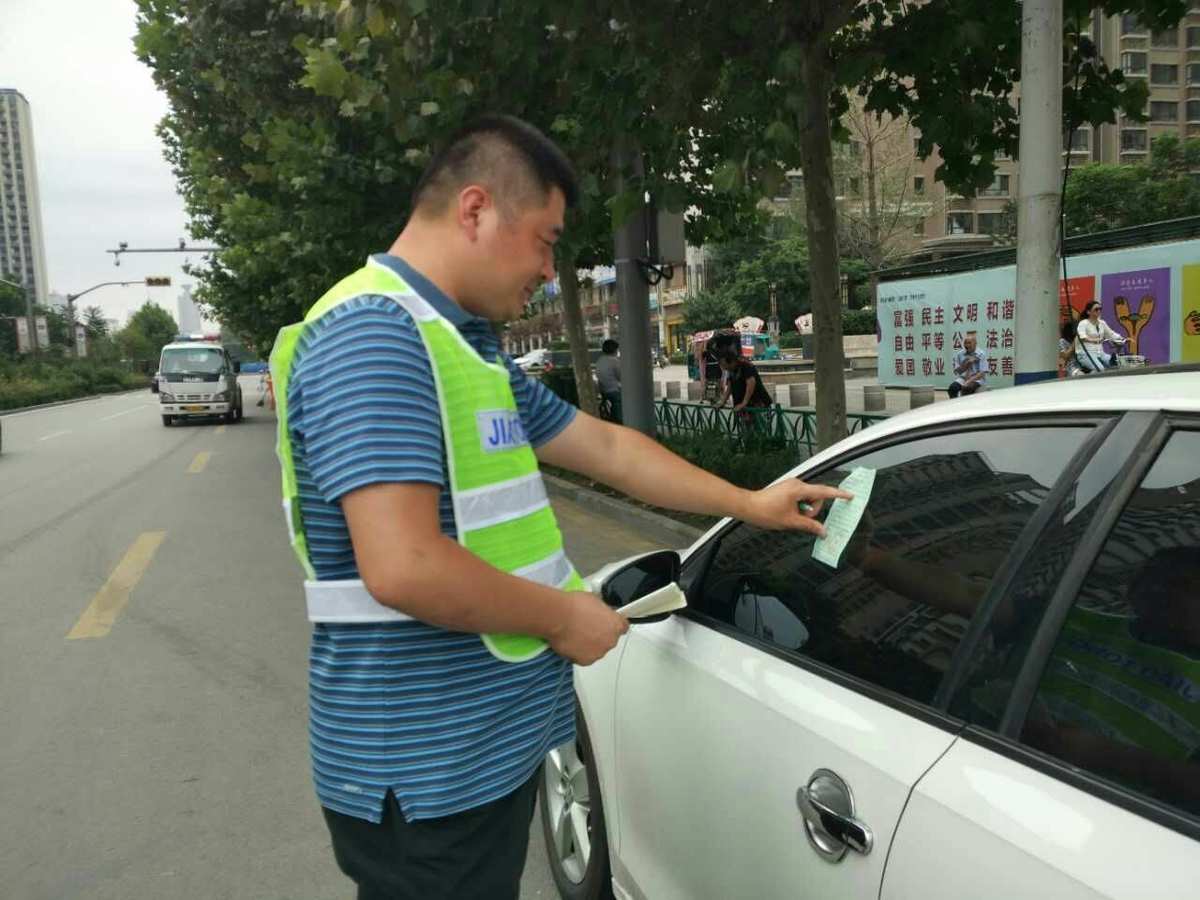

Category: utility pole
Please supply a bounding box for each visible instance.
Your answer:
[1014,0,1063,385]
[612,138,656,436]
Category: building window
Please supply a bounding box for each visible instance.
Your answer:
[913,175,925,195]
[1065,129,1090,151]
[975,212,1004,235]
[1188,100,1200,122]
[1189,26,1200,48]
[1121,51,1148,75]
[979,174,1010,196]
[1121,15,1144,35]
[946,212,974,234]
[913,220,925,236]
[1151,63,1179,84]
[1121,129,1149,152]
[1151,26,1180,48]
[1150,101,1179,122]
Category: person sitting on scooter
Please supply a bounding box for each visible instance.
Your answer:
[1075,300,1127,372]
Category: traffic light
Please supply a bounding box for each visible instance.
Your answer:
[145,276,172,287]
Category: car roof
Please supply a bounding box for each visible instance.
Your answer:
[162,341,225,351]
[794,364,1200,476]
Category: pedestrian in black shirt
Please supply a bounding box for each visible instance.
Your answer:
[713,350,772,431]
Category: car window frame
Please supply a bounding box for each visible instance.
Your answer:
[679,413,1120,732]
[964,413,1200,843]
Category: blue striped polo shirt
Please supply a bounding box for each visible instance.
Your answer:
[286,253,578,823]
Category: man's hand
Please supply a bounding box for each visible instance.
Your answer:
[740,479,853,535]
[548,592,630,665]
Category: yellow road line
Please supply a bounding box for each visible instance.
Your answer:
[67,531,167,640]
[187,451,212,474]
[214,425,226,435]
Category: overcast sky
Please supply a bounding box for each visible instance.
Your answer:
[0,0,209,327]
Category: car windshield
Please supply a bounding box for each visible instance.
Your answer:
[161,348,224,375]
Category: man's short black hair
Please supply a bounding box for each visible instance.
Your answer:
[412,114,579,217]
[602,339,618,355]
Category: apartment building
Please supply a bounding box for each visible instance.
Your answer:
[0,89,49,307]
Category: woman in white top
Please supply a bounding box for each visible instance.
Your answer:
[1074,300,1127,371]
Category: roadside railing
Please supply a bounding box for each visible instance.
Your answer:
[655,400,889,456]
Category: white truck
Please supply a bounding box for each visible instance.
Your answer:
[156,337,244,426]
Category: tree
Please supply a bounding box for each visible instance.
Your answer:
[118,302,178,366]
[135,0,408,351]
[1063,135,1200,236]
[83,306,109,339]
[682,291,740,333]
[141,0,1189,451]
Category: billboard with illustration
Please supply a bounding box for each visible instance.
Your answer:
[878,236,1200,387]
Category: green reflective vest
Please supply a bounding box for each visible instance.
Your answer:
[269,257,584,663]
[1039,607,1200,760]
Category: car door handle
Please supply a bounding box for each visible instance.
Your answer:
[797,789,873,854]
[796,769,873,861]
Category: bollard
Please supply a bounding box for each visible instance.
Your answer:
[788,383,810,407]
[666,381,682,400]
[687,381,702,401]
[862,383,886,412]
[910,385,935,408]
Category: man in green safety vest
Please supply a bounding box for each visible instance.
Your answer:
[270,114,848,899]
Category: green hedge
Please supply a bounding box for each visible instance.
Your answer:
[778,332,804,348]
[658,433,798,491]
[842,308,877,335]
[0,360,151,411]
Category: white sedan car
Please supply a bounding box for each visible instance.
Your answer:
[540,364,1200,900]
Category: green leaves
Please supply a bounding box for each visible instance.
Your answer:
[301,46,350,97]
[712,161,742,194]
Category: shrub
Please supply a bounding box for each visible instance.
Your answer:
[0,359,150,411]
[842,308,877,336]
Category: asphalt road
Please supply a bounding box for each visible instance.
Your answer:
[0,380,675,899]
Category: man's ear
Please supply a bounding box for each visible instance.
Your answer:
[457,185,490,241]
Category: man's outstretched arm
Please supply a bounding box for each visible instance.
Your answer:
[536,413,850,535]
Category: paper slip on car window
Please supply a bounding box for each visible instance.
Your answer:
[812,467,876,568]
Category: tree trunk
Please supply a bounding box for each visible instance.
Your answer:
[556,258,598,416]
[798,45,847,450]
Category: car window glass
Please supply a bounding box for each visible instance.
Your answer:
[1020,430,1200,819]
[694,427,1092,706]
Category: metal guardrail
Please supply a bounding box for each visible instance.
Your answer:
[655,400,889,456]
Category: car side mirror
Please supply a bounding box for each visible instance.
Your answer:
[234,361,241,373]
[597,550,681,623]
[150,377,159,394]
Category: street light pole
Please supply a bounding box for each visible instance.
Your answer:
[64,278,172,358]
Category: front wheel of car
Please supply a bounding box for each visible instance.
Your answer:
[162,415,172,427]
[540,703,614,900]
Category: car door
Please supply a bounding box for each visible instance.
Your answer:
[608,418,1102,900]
[883,417,1200,899]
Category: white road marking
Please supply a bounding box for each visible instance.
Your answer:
[100,406,147,421]
[37,430,71,442]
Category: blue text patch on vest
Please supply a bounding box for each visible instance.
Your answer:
[477,410,529,453]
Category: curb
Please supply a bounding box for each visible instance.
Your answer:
[0,387,149,418]
[542,472,706,546]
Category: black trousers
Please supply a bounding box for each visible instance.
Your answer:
[948,381,981,399]
[322,772,540,900]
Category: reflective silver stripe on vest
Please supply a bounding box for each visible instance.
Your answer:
[303,550,574,623]
[514,549,574,589]
[456,472,550,532]
[304,579,414,624]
